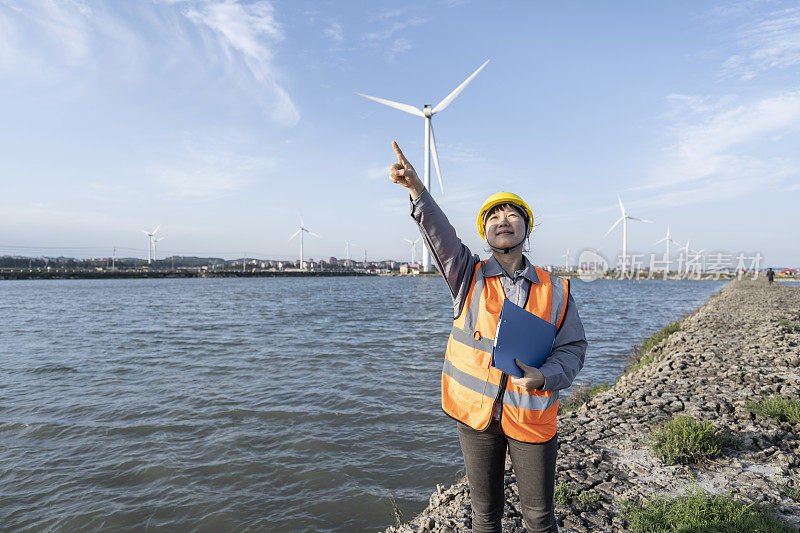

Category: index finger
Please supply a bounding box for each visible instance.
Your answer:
[392,141,407,164]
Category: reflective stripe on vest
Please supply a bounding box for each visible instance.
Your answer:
[441,260,569,442]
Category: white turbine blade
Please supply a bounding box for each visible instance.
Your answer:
[141,230,150,236]
[604,216,624,237]
[355,93,424,117]
[616,193,626,216]
[152,225,160,235]
[404,239,414,244]
[432,59,490,114]
[289,229,301,240]
[628,217,653,223]
[654,237,667,245]
[414,237,421,244]
[308,231,321,238]
[429,123,445,195]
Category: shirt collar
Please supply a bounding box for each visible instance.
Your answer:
[484,255,540,284]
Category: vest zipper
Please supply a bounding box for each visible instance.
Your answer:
[486,372,509,428]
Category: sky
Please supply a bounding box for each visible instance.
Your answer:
[1,0,799,267]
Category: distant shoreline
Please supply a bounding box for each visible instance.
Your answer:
[0,269,378,280]
[2,269,792,282]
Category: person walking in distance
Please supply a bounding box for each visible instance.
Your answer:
[389,141,587,532]
[767,268,775,284]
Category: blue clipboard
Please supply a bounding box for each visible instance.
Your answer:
[492,299,557,378]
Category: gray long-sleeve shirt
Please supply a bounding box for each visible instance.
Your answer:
[410,188,587,392]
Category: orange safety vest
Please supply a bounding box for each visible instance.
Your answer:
[441,260,570,442]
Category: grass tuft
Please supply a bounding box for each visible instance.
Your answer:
[777,318,800,332]
[745,394,800,424]
[622,486,796,533]
[777,472,800,502]
[559,381,612,413]
[647,415,736,465]
[554,483,601,506]
[626,321,681,373]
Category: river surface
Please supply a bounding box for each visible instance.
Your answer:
[0,276,727,532]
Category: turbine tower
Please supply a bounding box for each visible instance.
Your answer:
[654,225,679,277]
[289,215,319,270]
[404,237,421,264]
[357,59,490,272]
[604,193,652,277]
[141,225,160,264]
[562,249,570,272]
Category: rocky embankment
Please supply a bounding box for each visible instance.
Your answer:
[386,279,800,532]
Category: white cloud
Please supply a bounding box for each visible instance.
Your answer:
[366,164,389,181]
[636,89,800,206]
[0,1,93,77]
[146,143,275,198]
[390,37,412,54]
[0,0,298,124]
[363,8,428,42]
[435,142,486,164]
[181,0,298,124]
[323,21,343,42]
[720,7,800,80]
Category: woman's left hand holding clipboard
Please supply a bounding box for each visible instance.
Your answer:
[511,359,545,391]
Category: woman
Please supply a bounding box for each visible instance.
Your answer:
[389,141,587,533]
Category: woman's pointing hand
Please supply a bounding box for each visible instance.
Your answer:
[390,141,425,199]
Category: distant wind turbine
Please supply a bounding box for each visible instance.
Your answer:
[153,236,164,262]
[654,225,679,277]
[690,245,706,276]
[141,225,160,264]
[681,239,705,276]
[289,215,319,270]
[604,193,653,277]
[344,241,355,266]
[357,59,490,272]
[562,249,570,272]
[404,237,421,264]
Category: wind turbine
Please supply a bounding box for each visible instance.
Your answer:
[404,237,421,264]
[562,249,570,272]
[690,245,706,277]
[680,238,705,276]
[604,193,653,277]
[357,59,490,272]
[654,225,679,277]
[153,236,165,262]
[289,216,319,270]
[141,225,160,264]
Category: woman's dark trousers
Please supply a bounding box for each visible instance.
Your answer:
[457,420,558,533]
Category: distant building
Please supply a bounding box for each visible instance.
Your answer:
[400,262,421,275]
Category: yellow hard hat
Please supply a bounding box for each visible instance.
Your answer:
[476,192,534,241]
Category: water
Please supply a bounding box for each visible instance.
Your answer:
[0,277,726,532]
